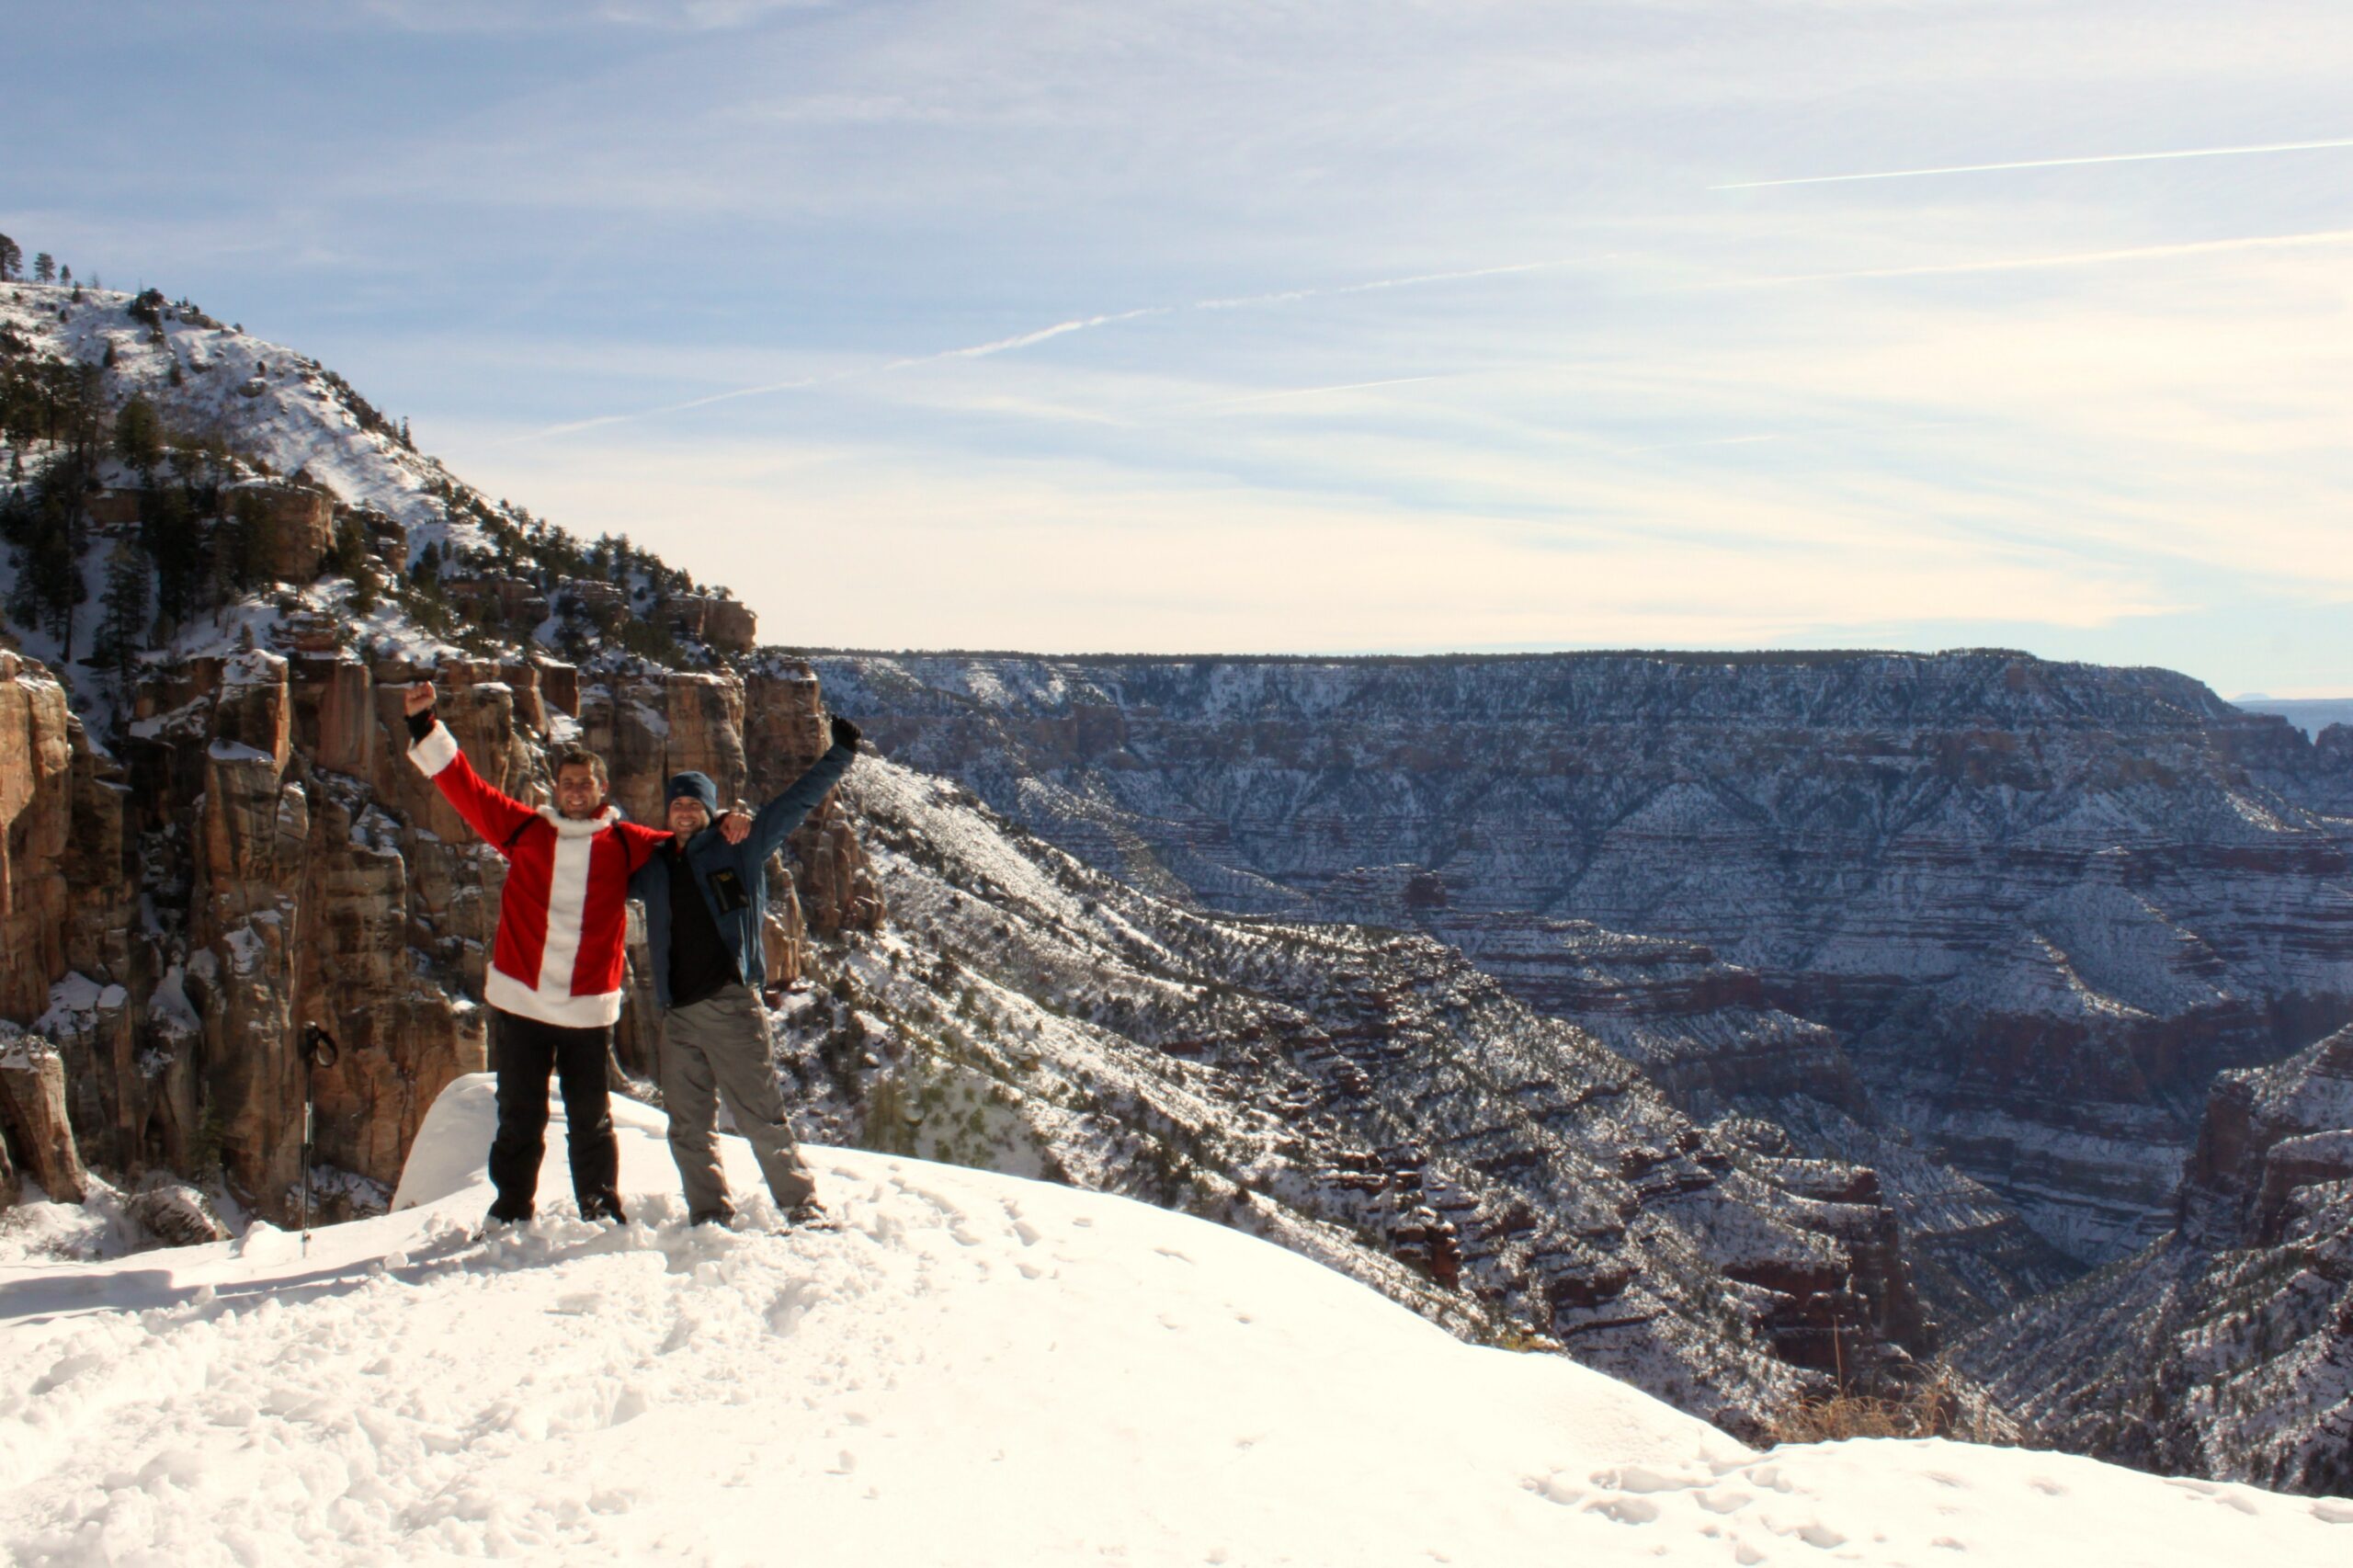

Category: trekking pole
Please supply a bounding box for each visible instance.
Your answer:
[300,1023,340,1257]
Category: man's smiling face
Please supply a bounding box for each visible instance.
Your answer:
[554,762,605,821]
[667,794,711,836]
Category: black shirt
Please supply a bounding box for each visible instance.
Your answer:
[665,841,738,1006]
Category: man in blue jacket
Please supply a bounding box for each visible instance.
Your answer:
[633,714,860,1227]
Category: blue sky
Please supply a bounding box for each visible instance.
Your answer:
[7,1,2351,693]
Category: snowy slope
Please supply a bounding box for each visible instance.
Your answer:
[0,281,455,550]
[3,1082,2348,1565]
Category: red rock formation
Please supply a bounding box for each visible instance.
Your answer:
[223,480,336,585]
[747,658,885,936]
[0,639,882,1223]
[579,668,746,827]
[0,652,74,1019]
[0,1036,88,1201]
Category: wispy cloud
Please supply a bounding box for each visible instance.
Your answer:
[1712,136,2353,190]
[923,308,1172,361]
[497,262,1615,444]
[1725,227,2353,288]
[53,0,2348,691]
[354,0,819,33]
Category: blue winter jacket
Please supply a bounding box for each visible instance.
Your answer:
[631,742,856,1008]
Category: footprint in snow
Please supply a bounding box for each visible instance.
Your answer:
[1523,1473,1581,1506]
[1583,1495,1660,1525]
[1760,1515,1845,1549]
[1592,1463,1700,1494]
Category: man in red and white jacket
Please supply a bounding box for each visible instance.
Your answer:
[403,679,746,1225]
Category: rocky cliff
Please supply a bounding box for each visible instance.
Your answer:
[0,636,881,1226]
[1960,1024,2353,1495]
[0,280,882,1232]
[810,651,2353,1274]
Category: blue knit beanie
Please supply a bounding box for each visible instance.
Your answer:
[665,771,721,813]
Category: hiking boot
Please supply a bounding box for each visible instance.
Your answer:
[783,1198,837,1233]
[482,1200,533,1233]
[580,1196,629,1224]
[688,1207,734,1228]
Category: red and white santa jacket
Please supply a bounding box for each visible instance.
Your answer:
[409,720,670,1029]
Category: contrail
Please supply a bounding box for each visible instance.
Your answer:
[1725,226,2353,286]
[915,307,1172,362]
[495,313,1172,446]
[1713,136,2353,190]
[1194,257,1591,311]
[500,260,1603,445]
[1205,373,1459,409]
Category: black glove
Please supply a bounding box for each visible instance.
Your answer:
[405,707,437,742]
[829,714,863,751]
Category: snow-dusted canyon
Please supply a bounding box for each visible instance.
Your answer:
[813,651,2353,1277]
[6,276,2352,1517]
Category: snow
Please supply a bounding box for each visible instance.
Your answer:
[2,1078,2347,1564]
[0,282,458,545]
[34,976,128,1036]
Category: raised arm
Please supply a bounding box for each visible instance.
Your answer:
[746,715,861,862]
[403,680,539,854]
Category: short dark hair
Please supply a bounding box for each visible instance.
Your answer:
[551,745,608,786]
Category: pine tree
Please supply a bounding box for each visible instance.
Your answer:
[33,254,55,285]
[141,483,204,626]
[223,490,281,592]
[93,537,152,708]
[59,266,71,287]
[0,234,21,281]
[24,483,86,654]
[114,395,164,474]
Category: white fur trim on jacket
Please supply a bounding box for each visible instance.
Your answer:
[486,968,624,1029]
[407,719,460,777]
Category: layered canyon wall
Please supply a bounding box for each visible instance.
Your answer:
[812,650,2353,1270]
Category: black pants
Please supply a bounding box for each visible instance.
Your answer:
[486,1009,623,1221]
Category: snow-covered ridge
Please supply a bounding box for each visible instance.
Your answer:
[4,1078,2346,1565]
[0,280,458,553]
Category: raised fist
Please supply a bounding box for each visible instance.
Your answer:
[829,713,863,751]
[403,680,438,717]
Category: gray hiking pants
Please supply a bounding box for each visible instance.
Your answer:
[660,983,816,1219]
